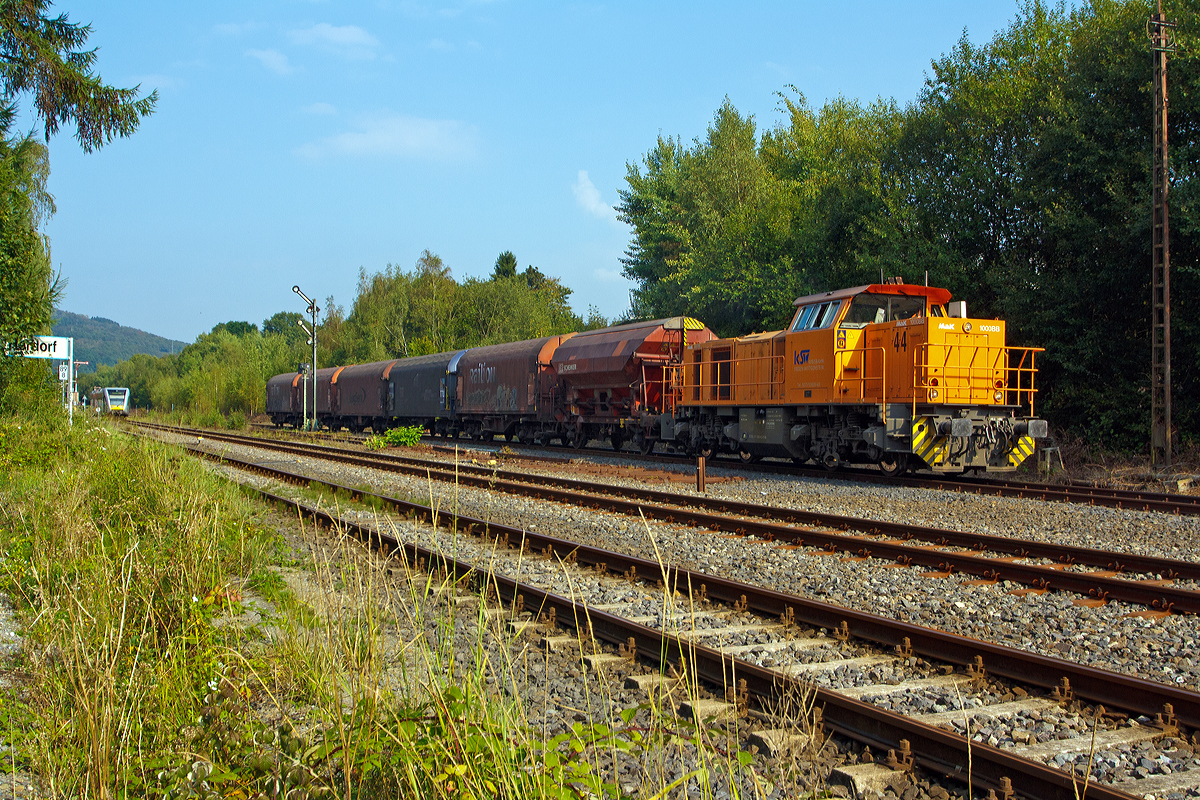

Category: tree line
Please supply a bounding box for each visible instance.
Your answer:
[82,250,609,417]
[619,0,1200,451]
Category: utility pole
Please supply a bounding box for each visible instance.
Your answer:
[1149,2,1176,471]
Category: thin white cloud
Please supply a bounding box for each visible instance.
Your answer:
[593,267,625,282]
[288,23,379,59]
[246,49,293,75]
[304,102,338,115]
[573,170,613,220]
[398,0,498,20]
[295,113,478,160]
[215,21,263,36]
[428,38,453,51]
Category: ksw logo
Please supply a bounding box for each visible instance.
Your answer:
[794,349,810,366]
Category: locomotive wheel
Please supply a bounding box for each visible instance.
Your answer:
[739,449,758,464]
[821,453,841,472]
[879,453,910,478]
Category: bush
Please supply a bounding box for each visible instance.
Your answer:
[224,410,246,430]
[366,425,424,450]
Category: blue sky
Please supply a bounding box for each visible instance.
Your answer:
[38,1,1027,344]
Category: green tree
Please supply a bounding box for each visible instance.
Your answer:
[0,114,53,350]
[522,265,546,290]
[262,311,306,345]
[492,250,517,280]
[0,0,157,152]
[211,321,258,338]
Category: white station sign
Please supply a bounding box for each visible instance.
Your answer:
[11,335,70,359]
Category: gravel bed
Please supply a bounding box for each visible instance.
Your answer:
[173,431,1200,693]
[407,441,1200,562]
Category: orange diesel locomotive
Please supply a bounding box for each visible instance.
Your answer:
[664,280,1046,474]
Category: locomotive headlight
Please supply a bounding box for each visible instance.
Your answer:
[930,389,939,399]
[994,390,1004,402]
[963,322,972,332]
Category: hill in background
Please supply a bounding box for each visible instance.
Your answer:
[52,310,188,372]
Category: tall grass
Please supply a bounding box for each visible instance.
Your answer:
[0,410,271,797]
[0,410,795,798]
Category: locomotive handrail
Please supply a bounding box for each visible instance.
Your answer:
[833,345,887,411]
[914,343,1042,417]
[665,353,785,406]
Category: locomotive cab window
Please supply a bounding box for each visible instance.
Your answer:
[844,294,927,326]
[790,300,843,332]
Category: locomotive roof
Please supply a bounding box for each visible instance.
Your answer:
[792,283,952,307]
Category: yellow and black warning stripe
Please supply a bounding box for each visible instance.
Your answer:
[911,416,948,467]
[1007,434,1036,467]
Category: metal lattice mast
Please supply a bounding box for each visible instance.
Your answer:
[1150,3,1176,470]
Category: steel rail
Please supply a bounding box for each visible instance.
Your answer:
[236,466,1145,800]
[176,440,1199,739]
[247,420,1200,516]
[135,422,1200,615]
[425,430,1200,517]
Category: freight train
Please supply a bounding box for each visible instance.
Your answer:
[266,280,1047,474]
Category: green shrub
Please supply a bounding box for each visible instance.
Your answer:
[224,410,246,430]
[366,424,424,450]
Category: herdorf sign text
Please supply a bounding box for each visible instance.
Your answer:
[9,336,70,359]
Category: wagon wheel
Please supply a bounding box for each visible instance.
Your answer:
[572,431,588,450]
[640,438,656,455]
[699,445,715,460]
[610,429,626,451]
[879,453,910,478]
[505,431,516,443]
[739,449,758,464]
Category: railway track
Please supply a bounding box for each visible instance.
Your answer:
[136,421,1200,615]
[166,434,1199,800]
[249,421,1200,516]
